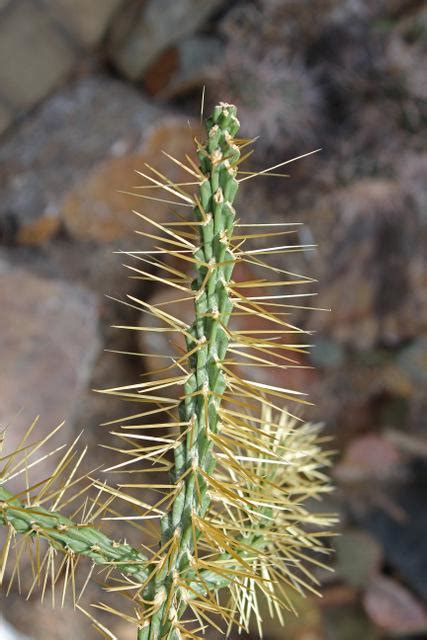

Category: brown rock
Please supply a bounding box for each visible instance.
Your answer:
[15,213,60,246]
[363,575,427,634]
[62,117,202,242]
[144,37,222,98]
[0,262,101,458]
[143,47,180,96]
[335,434,402,483]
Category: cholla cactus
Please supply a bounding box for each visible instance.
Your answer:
[0,103,335,639]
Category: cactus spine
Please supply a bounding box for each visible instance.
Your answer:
[0,104,335,640]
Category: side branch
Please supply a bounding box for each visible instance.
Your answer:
[0,486,149,584]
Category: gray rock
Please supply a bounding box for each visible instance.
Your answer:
[0,101,12,137]
[0,261,101,464]
[305,174,427,350]
[397,338,427,389]
[109,0,226,80]
[45,0,124,47]
[0,75,161,244]
[0,0,75,111]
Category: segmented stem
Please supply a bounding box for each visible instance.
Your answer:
[0,103,334,640]
[139,104,241,639]
[0,485,149,582]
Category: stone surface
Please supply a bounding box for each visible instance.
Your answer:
[0,261,101,452]
[323,604,380,640]
[216,15,323,153]
[144,36,222,97]
[363,575,427,633]
[251,583,323,640]
[109,0,226,80]
[62,117,202,242]
[0,617,31,640]
[4,592,100,640]
[334,530,383,588]
[306,174,427,349]
[0,0,75,111]
[335,434,403,483]
[0,101,13,137]
[0,75,161,244]
[363,460,427,601]
[46,0,123,47]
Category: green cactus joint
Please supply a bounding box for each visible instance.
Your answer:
[0,103,335,640]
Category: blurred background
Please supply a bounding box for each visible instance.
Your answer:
[0,0,426,638]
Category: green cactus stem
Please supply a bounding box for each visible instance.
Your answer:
[0,103,335,640]
[138,103,241,640]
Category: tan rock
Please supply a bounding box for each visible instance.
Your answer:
[62,118,202,243]
[15,213,60,245]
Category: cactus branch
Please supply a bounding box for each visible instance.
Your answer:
[0,485,150,583]
[0,103,335,640]
[137,103,242,640]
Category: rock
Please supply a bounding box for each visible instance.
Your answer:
[363,575,427,634]
[0,617,31,640]
[386,5,427,120]
[45,0,123,47]
[0,261,101,458]
[62,117,202,242]
[363,460,427,601]
[386,429,427,459]
[323,603,380,640]
[144,36,222,98]
[250,582,323,640]
[334,530,383,588]
[0,101,13,137]
[0,0,75,111]
[109,0,226,81]
[3,592,97,640]
[307,176,427,349]
[0,75,161,245]
[311,337,345,368]
[396,337,427,389]
[335,434,403,483]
